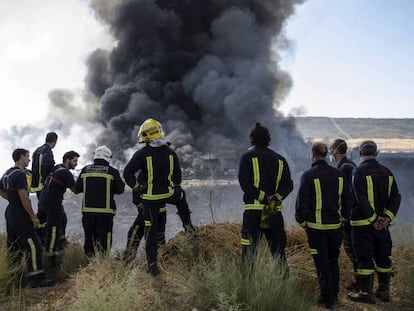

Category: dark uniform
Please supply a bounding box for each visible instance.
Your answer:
[124,144,193,275]
[39,164,75,256]
[336,157,357,272]
[75,159,125,256]
[0,167,44,276]
[238,145,293,262]
[31,143,55,241]
[350,158,401,301]
[296,159,353,307]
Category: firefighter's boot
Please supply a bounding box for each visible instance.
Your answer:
[29,273,55,288]
[375,272,391,302]
[347,274,376,304]
[178,212,195,234]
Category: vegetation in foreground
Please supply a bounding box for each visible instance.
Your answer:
[0,223,413,310]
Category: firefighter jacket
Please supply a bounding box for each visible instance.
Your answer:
[337,157,356,219]
[31,144,55,192]
[350,158,401,226]
[0,167,31,220]
[40,164,75,204]
[238,145,293,210]
[75,159,125,215]
[123,144,182,201]
[337,157,356,184]
[295,160,354,230]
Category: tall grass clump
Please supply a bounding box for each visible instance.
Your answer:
[187,248,312,311]
[0,234,25,297]
[68,256,165,311]
[394,224,414,306]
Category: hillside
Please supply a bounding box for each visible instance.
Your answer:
[295,117,414,152]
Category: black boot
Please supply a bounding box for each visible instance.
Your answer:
[375,272,391,302]
[28,273,55,288]
[347,274,376,304]
[178,212,195,233]
[147,262,160,276]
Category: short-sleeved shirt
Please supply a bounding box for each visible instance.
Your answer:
[39,164,75,207]
[0,167,29,220]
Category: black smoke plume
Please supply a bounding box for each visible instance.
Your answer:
[88,0,307,173]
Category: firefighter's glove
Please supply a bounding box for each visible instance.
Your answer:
[32,215,41,229]
[267,195,282,211]
[132,183,146,203]
[136,202,144,213]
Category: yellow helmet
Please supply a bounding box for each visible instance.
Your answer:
[138,118,164,143]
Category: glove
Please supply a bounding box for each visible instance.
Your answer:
[136,202,144,213]
[132,183,146,204]
[267,195,282,210]
[32,215,41,229]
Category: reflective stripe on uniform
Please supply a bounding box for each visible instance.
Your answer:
[27,238,38,273]
[48,226,57,254]
[376,266,392,273]
[159,206,167,213]
[144,220,151,227]
[350,213,377,226]
[244,204,264,211]
[106,232,112,256]
[310,248,318,255]
[357,268,375,276]
[338,177,343,216]
[314,179,322,224]
[252,157,262,205]
[306,222,341,230]
[275,159,283,194]
[366,176,375,212]
[146,156,153,196]
[241,238,250,246]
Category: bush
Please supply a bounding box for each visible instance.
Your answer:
[187,248,312,311]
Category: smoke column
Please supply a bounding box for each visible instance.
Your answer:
[88,0,307,172]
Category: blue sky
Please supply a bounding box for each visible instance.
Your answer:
[280,0,414,118]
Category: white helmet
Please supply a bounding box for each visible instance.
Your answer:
[94,145,112,162]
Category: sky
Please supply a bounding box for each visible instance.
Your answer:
[280,0,414,118]
[1,0,413,129]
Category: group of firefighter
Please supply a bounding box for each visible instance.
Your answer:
[0,119,401,309]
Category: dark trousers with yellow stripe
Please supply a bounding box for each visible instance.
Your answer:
[352,225,392,276]
[241,210,287,263]
[6,213,44,276]
[125,207,166,260]
[82,214,113,256]
[307,228,342,304]
[45,203,65,256]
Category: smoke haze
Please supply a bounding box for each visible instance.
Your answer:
[87,0,307,171]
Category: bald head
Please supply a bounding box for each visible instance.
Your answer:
[311,142,328,161]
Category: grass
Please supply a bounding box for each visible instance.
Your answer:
[1,223,414,310]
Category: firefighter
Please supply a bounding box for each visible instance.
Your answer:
[75,145,125,256]
[329,139,358,290]
[238,122,293,266]
[31,131,58,244]
[296,142,354,309]
[0,148,54,287]
[39,151,79,263]
[123,118,194,276]
[348,140,401,304]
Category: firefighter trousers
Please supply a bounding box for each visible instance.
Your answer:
[306,228,342,304]
[82,214,113,256]
[352,225,392,276]
[241,210,287,264]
